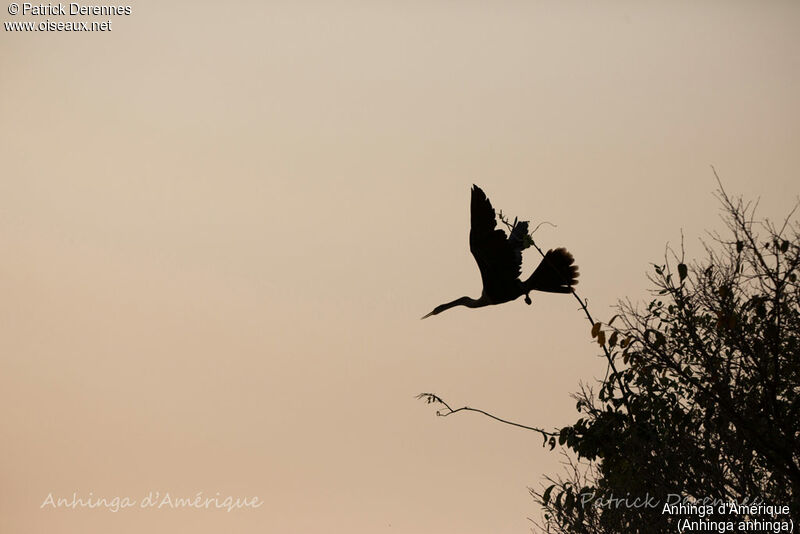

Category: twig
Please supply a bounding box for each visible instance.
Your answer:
[501,212,635,415]
[416,393,557,440]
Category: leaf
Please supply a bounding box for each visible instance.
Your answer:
[654,331,666,348]
[645,329,665,348]
[522,234,534,250]
[542,484,555,504]
[608,314,620,326]
[591,322,602,338]
[780,240,789,253]
[609,331,619,348]
[597,331,606,346]
[736,241,743,253]
[565,491,575,512]
[678,263,688,282]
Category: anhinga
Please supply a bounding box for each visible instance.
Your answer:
[422,185,579,319]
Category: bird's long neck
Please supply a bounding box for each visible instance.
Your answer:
[422,295,489,319]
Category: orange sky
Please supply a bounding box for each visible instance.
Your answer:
[2,2,799,533]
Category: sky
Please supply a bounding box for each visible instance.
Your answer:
[1,1,799,533]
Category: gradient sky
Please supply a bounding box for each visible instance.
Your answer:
[2,2,799,533]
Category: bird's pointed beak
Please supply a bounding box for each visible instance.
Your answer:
[421,310,434,320]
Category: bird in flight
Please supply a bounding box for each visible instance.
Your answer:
[422,185,579,319]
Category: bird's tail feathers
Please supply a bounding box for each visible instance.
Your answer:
[525,248,579,294]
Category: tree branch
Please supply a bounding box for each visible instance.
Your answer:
[416,393,557,441]
[505,213,635,418]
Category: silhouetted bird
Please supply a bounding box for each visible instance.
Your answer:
[422,185,579,319]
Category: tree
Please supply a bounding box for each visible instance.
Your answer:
[533,180,799,533]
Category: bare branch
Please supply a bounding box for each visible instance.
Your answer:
[416,393,557,440]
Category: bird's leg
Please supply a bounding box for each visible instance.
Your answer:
[524,292,532,305]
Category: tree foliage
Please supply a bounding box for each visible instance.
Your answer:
[533,186,800,533]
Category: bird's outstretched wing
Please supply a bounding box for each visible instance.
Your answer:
[469,185,528,299]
